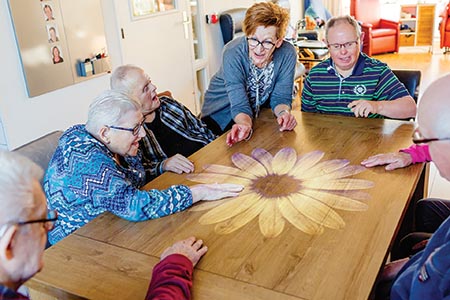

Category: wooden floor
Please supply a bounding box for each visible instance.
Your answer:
[375,44,450,97]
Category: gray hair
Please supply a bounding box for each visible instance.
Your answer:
[85,89,141,134]
[0,151,43,225]
[110,64,142,94]
[325,15,361,42]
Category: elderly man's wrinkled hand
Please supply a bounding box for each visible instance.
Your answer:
[190,183,243,203]
[348,100,378,118]
[226,124,252,147]
[361,152,413,171]
[163,154,194,174]
[160,237,207,267]
[277,112,297,131]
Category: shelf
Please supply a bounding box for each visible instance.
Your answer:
[399,3,435,49]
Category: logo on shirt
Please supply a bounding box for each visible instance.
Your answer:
[353,84,367,96]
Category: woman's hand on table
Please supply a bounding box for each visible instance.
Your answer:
[160,236,207,267]
[191,183,243,203]
[226,123,253,147]
[361,152,413,170]
[163,154,194,174]
[276,111,297,131]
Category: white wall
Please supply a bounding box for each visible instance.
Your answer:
[203,0,256,76]
[0,0,301,149]
[0,0,112,150]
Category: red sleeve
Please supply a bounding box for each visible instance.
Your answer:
[145,254,194,300]
[399,144,431,164]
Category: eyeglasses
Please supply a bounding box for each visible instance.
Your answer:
[107,119,145,136]
[0,210,58,238]
[247,37,276,50]
[412,128,450,144]
[328,40,359,51]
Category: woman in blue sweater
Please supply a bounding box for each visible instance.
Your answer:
[201,2,298,146]
[44,90,242,245]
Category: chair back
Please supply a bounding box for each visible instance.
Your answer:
[13,131,63,184]
[351,0,381,27]
[219,8,247,45]
[392,69,421,102]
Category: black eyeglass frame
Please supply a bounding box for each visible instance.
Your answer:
[16,211,58,227]
[327,40,359,51]
[0,210,58,238]
[246,37,276,50]
[107,119,145,136]
[412,129,450,144]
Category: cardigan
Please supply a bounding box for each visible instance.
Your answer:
[201,36,297,130]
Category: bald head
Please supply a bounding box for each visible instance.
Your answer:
[417,73,450,180]
[417,73,450,138]
[110,64,143,95]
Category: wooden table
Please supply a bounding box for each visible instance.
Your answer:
[27,111,425,300]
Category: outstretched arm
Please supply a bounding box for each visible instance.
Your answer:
[146,237,207,300]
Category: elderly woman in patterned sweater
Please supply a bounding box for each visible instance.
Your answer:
[44,90,242,245]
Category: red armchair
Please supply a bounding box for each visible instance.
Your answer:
[351,0,400,56]
[440,3,450,53]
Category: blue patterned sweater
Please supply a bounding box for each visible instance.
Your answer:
[44,125,192,245]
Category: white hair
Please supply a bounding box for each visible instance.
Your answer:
[85,89,142,134]
[110,64,143,94]
[0,151,43,224]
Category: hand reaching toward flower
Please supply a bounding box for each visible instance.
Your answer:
[190,183,243,203]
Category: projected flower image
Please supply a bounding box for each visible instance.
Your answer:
[187,148,374,238]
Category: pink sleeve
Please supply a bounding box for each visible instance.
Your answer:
[146,254,194,300]
[399,144,431,164]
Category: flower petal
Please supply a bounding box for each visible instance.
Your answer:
[313,165,367,180]
[251,148,273,174]
[190,198,233,212]
[289,150,325,176]
[272,147,297,175]
[292,159,350,180]
[202,164,256,179]
[288,194,345,229]
[259,199,285,238]
[187,173,251,185]
[278,197,324,234]
[299,190,369,211]
[214,200,265,234]
[329,190,372,201]
[199,193,262,224]
[302,178,375,190]
[231,153,268,176]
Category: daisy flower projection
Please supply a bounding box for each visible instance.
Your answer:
[187,148,374,238]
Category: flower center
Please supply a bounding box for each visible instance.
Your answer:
[250,174,302,198]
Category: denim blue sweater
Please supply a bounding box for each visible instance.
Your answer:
[391,216,450,299]
[44,125,192,245]
[201,36,297,130]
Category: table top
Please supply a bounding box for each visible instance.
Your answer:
[28,111,424,300]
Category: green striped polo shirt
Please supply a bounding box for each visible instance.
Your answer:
[301,53,410,118]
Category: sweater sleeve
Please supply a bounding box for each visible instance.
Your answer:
[400,144,431,164]
[146,254,194,300]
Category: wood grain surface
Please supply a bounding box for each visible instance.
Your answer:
[28,110,424,300]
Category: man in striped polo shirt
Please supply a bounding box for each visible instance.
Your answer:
[301,15,417,119]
